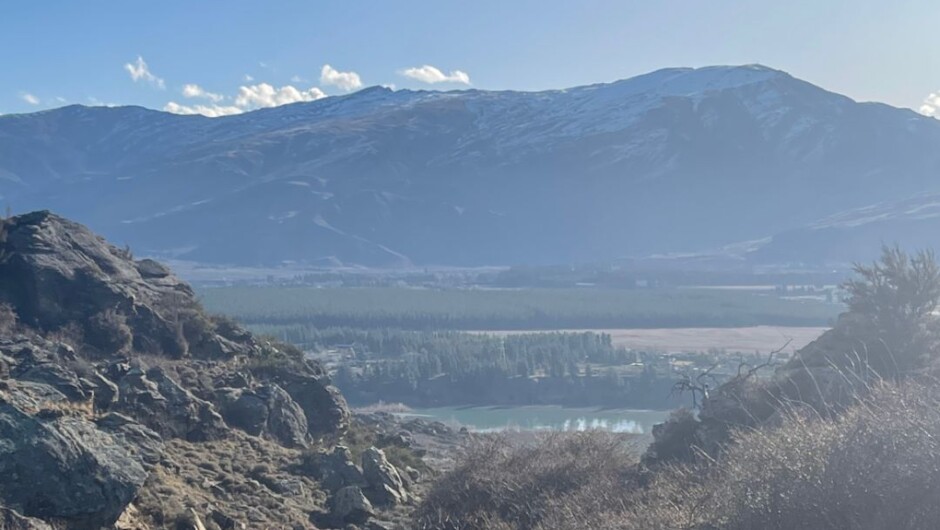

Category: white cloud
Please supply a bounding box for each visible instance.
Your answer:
[244,74,254,82]
[920,91,940,117]
[124,56,165,89]
[235,83,326,108]
[320,64,363,91]
[165,80,328,117]
[87,97,119,107]
[20,93,40,105]
[182,84,224,102]
[164,101,243,117]
[400,65,471,85]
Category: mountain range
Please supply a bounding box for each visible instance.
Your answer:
[3,64,940,269]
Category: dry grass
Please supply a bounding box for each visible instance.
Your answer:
[476,326,827,354]
[413,431,638,530]
[620,381,940,530]
[134,432,324,529]
[0,302,16,335]
[416,381,940,530]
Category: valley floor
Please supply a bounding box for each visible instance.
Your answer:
[474,325,827,354]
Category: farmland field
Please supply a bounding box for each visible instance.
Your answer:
[475,326,828,354]
[199,286,842,330]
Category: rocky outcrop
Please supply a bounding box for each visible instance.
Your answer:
[115,365,227,442]
[0,211,354,528]
[311,446,367,493]
[362,448,409,506]
[0,379,162,529]
[251,360,350,439]
[216,384,310,447]
[0,211,253,359]
[330,486,374,525]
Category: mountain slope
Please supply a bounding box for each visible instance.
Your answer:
[3,65,940,267]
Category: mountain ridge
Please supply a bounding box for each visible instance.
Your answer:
[3,64,940,268]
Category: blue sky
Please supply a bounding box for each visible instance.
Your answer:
[4,0,940,116]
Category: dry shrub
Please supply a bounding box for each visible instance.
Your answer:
[623,380,940,530]
[418,381,940,530]
[413,431,638,530]
[0,302,17,335]
[83,308,133,354]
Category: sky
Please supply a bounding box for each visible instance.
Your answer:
[4,0,940,117]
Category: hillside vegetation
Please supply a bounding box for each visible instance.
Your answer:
[416,247,940,529]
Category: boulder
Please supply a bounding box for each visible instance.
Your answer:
[330,486,373,525]
[217,384,309,447]
[361,447,408,506]
[0,382,163,529]
[312,446,366,493]
[255,359,350,438]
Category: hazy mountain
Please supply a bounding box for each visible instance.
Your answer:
[745,192,940,266]
[3,64,940,267]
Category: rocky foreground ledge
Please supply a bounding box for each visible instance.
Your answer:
[0,211,423,529]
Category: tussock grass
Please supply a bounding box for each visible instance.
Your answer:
[413,431,638,530]
[417,381,940,530]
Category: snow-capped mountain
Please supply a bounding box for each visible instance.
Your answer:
[3,64,940,267]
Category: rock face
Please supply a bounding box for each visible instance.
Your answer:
[312,446,367,493]
[361,448,409,506]
[0,379,162,529]
[115,365,227,442]
[216,384,310,447]
[330,486,374,525]
[0,211,352,528]
[0,210,251,359]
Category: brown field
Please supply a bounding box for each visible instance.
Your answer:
[476,326,828,354]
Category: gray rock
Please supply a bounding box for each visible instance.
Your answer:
[0,507,53,529]
[0,211,255,359]
[5,339,87,402]
[314,445,366,493]
[330,486,373,525]
[217,384,309,448]
[271,362,350,438]
[361,447,408,506]
[0,383,163,529]
[85,372,119,411]
[116,367,225,441]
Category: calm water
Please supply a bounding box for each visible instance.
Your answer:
[399,406,671,434]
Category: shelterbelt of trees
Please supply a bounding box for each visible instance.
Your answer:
[245,326,753,409]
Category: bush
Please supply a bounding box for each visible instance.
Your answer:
[413,431,638,530]
[0,303,17,335]
[84,308,133,354]
[418,381,940,530]
[622,381,940,529]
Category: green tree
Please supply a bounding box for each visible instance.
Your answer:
[842,246,940,373]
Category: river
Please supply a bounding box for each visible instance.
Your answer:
[398,405,671,434]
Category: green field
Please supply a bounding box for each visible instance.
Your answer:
[199,286,842,330]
